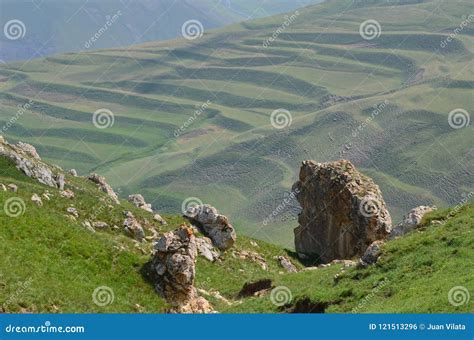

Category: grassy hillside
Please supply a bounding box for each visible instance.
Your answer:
[1,155,472,313]
[0,0,473,247]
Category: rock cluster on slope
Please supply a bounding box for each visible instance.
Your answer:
[146,226,213,313]
[87,173,120,205]
[293,160,392,263]
[128,194,153,213]
[0,136,65,189]
[184,204,236,250]
[388,205,436,239]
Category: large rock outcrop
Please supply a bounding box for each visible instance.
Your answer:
[293,160,392,263]
[146,226,213,313]
[0,136,65,189]
[184,204,236,250]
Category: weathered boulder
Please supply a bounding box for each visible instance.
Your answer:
[87,173,120,205]
[388,205,436,239]
[31,194,43,206]
[123,213,145,242]
[275,256,298,273]
[147,226,213,313]
[293,160,391,263]
[68,169,78,177]
[196,237,220,262]
[7,184,18,192]
[0,138,64,189]
[184,204,236,250]
[153,214,167,225]
[360,240,384,266]
[128,194,153,213]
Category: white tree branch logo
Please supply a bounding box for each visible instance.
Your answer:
[270,109,292,129]
[359,20,381,40]
[270,286,293,306]
[92,286,115,306]
[4,197,26,217]
[4,19,26,40]
[93,109,115,129]
[448,108,470,129]
[181,20,204,40]
[448,286,470,307]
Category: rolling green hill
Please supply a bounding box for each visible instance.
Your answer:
[1,148,472,313]
[0,0,473,247]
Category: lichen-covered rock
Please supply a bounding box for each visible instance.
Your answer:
[128,194,153,213]
[0,137,65,189]
[87,173,120,205]
[275,255,298,273]
[147,226,213,313]
[293,160,391,263]
[388,206,436,239]
[360,240,384,266]
[184,204,236,250]
[123,213,145,242]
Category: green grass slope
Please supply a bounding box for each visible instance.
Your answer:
[1,155,472,313]
[0,0,472,247]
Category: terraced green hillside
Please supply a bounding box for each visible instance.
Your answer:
[0,0,473,247]
[1,152,472,313]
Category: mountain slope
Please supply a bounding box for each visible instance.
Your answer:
[1,144,472,313]
[0,0,322,62]
[0,0,473,247]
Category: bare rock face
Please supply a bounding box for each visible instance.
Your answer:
[128,194,153,213]
[148,226,213,313]
[184,204,236,250]
[293,160,391,263]
[388,205,436,239]
[87,173,120,205]
[0,137,64,189]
